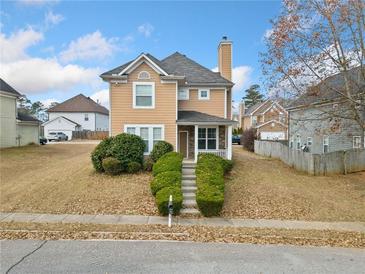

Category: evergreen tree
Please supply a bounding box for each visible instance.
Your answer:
[242,84,264,108]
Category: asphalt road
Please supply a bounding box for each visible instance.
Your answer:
[1,240,364,274]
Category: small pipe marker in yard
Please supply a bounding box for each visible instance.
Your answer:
[168,195,173,228]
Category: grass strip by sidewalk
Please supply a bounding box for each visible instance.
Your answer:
[1,222,364,249]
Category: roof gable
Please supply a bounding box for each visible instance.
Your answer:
[119,53,169,76]
[47,94,109,115]
[0,78,21,97]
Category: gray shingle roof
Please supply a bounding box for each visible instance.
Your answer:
[101,52,233,86]
[17,111,40,123]
[47,94,109,115]
[0,78,21,97]
[244,101,266,115]
[177,111,236,124]
[288,66,364,109]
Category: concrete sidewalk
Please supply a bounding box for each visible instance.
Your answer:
[1,212,364,232]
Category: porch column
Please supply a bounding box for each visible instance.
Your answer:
[194,125,198,163]
[227,125,232,160]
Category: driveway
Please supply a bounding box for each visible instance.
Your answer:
[1,240,364,274]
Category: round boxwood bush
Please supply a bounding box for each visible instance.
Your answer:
[155,186,183,216]
[150,171,182,196]
[91,137,114,172]
[126,161,142,173]
[109,133,145,170]
[150,141,174,162]
[102,157,122,175]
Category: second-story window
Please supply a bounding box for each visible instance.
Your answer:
[178,88,189,100]
[84,114,89,121]
[198,89,210,100]
[133,82,155,108]
[252,116,257,126]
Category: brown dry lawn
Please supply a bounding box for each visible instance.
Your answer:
[0,144,158,215]
[221,146,365,222]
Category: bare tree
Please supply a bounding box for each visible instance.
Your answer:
[261,0,365,146]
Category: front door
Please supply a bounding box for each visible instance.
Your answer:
[179,131,188,158]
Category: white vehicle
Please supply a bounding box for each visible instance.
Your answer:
[47,132,68,142]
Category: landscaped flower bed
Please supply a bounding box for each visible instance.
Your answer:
[196,153,233,217]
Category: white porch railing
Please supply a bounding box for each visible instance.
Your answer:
[198,149,227,158]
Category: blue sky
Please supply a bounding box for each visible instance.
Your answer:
[0,0,282,110]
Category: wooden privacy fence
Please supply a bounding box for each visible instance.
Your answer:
[254,140,365,175]
[72,131,109,140]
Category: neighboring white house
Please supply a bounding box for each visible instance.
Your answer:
[43,94,109,140]
[0,78,40,148]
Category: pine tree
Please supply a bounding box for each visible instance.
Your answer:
[242,84,264,108]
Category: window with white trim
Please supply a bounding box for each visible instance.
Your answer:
[124,125,164,154]
[198,89,210,100]
[138,71,150,80]
[307,137,312,146]
[178,88,189,100]
[296,134,301,150]
[133,82,155,108]
[84,113,89,121]
[252,116,257,126]
[198,127,217,150]
[353,136,361,148]
[323,136,329,153]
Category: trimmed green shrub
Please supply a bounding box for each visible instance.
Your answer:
[150,141,174,162]
[155,186,183,215]
[196,184,224,217]
[91,137,114,172]
[143,156,154,171]
[150,171,182,196]
[195,153,227,216]
[126,161,142,173]
[152,152,183,176]
[102,157,122,175]
[109,133,145,170]
[221,159,234,174]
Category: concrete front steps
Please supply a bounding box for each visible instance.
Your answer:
[180,162,200,216]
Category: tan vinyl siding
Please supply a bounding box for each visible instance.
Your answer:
[110,62,177,147]
[178,88,225,118]
[218,43,232,81]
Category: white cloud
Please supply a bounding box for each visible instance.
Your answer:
[90,89,109,108]
[1,58,100,94]
[41,98,58,108]
[44,11,64,27]
[138,23,154,38]
[212,65,252,93]
[0,27,43,63]
[59,31,119,62]
[262,28,273,41]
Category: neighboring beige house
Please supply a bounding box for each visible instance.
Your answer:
[238,99,288,140]
[0,78,40,148]
[101,37,236,161]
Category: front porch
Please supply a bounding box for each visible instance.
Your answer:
[177,111,236,162]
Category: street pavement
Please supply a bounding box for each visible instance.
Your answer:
[1,240,364,273]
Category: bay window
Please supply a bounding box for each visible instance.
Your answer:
[133,82,155,108]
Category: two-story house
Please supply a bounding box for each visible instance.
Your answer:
[287,66,364,153]
[238,99,288,140]
[101,37,236,161]
[43,94,109,140]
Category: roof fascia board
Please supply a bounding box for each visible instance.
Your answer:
[176,121,237,125]
[42,116,78,126]
[119,54,168,76]
[256,119,287,128]
[0,90,21,98]
[250,99,270,116]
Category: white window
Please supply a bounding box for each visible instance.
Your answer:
[252,116,257,126]
[198,127,217,150]
[307,137,312,146]
[138,71,150,80]
[353,136,361,148]
[133,82,155,108]
[178,88,189,100]
[124,125,164,154]
[84,114,89,121]
[198,89,210,100]
[296,134,301,150]
[323,136,329,153]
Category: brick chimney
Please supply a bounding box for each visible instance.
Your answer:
[218,36,232,81]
